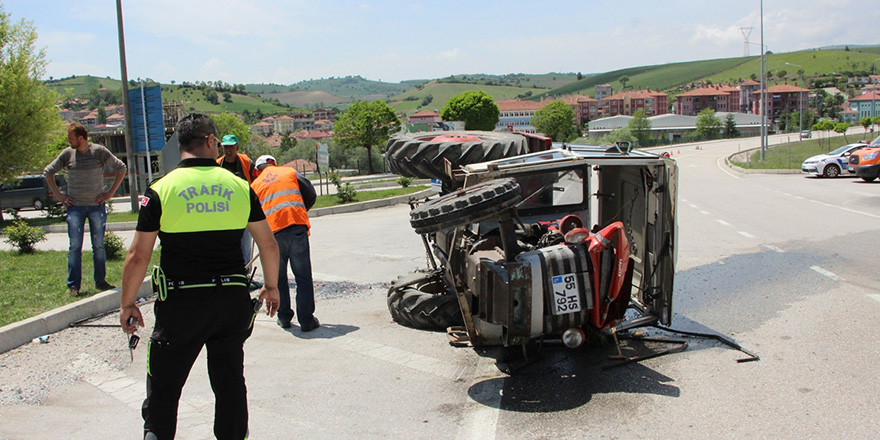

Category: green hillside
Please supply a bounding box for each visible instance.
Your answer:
[159,86,294,114]
[45,75,123,96]
[705,49,880,85]
[534,57,754,99]
[386,81,544,115]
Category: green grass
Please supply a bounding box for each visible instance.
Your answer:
[0,250,160,328]
[731,135,857,169]
[705,49,880,85]
[0,211,140,229]
[312,185,428,209]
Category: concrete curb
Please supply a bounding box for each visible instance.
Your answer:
[724,147,803,175]
[6,188,436,354]
[0,278,154,354]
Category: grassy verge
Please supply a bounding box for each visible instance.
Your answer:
[0,250,160,328]
[730,136,862,170]
[312,185,429,209]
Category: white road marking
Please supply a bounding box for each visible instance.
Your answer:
[738,231,756,238]
[868,294,880,304]
[699,210,711,215]
[320,333,466,380]
[810,266,844,282]
[461,354,504,440]
[795,196,806,200]
[762,244,785,253]
[716,155,741,179]
[716,219,732,227]
[689,204,699,209]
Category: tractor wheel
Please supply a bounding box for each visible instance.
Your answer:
[409,178,522,235]
[387,270,463,331]
[384,131,528,184]
[823,164,840,178]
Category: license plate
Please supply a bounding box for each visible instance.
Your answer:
[551,274,582,315]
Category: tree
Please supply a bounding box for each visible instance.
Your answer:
[833,122,852,143]
[776,70,787,79]
[280,133,297,153]
[440,90,499,130]
[577,72,583,80]
[0,7,62,183]
[695,108,722,140]
[618,75,630,90]
[627,109,652,146]
[599,127,636,145]
[723,113,740,138]
[205,89,219,105]
[222,91,232,103]
[861,117,873,132]
[97,106,107,124]
[532,100,575,141]
[211,113,250,153]
[333,100,400,174]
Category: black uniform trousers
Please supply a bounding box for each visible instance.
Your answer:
[142,284,255,440]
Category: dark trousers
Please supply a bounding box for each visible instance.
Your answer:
[142,286,254,440]
[275,224,316,326]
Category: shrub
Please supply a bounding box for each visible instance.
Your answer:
[329,173,357,204]
[3,220,46,254]
[104,231,126,260]
[45,201,66,220]
[396,177,414,188]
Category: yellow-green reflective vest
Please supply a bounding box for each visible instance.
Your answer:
[150,165,251,233]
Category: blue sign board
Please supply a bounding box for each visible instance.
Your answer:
[128,85,165,153]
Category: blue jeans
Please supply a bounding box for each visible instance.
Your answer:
[275,225,315,326]
[66,204,107,289]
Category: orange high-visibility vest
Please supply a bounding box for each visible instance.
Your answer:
[250,166,310,233]
[216,153,254,184]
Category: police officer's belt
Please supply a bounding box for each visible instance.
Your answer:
[151,266,248,301]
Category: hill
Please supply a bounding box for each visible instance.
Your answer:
[385,81,547,115]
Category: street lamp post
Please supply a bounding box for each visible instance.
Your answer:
[759,0,767,160]
[785,62,805,139]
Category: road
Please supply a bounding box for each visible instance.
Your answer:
[2,134,880,439]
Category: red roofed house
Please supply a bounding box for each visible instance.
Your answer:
[750,83,809,121]
[738,79,761,112]
[252,121,273,136]
[848,91,880,120]
[495,99,546,133]
[603,90,668,117]
[674,85,738,116]
[409,111,442,125]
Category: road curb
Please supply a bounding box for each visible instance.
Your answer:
[0,278,154,354]
[6,188,436,354]
[725,147,804,175]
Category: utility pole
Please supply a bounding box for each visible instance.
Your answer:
[760,0,766,161]
[116,0,139,212]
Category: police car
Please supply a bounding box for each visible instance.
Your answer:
[801,143,868,178]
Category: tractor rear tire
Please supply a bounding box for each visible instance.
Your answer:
[384,131,528,184]
[409,178,522,234]
[387,270,463,331]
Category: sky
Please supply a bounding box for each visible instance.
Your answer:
[4,0,879,86]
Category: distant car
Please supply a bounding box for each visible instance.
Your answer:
[0,174,66,214]
[801,143,867,178]
[800,130,812,139]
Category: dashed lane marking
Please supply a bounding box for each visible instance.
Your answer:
[868,294,880,304]
[762,244,785,253]
[699,210,711,215]
[738,231,756,238]
[810,266,844,282]
[716,219,732,227]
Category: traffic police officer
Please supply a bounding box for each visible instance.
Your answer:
[120,113,280,440]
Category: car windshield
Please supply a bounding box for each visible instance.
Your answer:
[829,145,855,155]
[871,135,880,147]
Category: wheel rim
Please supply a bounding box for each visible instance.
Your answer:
[33,199,43,210]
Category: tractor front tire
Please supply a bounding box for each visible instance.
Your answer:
[387,270,463,331]
[409,178,522,234]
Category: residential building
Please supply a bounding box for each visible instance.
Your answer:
[312,108,336,121]
[595,84,613,102]
[409,110,442,125]
[848,91,880,119]
[674,85,740,116]
[264,115,297,134]
[291,113,315,131]
[603,89,668,117]
[738,79,761,113]
[495,99,546,133]
[252,121,273,136]
[750,83,809,121]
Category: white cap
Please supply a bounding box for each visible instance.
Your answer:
[255,155,276,169]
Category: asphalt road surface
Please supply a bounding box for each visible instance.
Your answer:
[2,133,879,439]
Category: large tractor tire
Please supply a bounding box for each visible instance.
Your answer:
[410,178,522,234]
[387,270,463,331]
[384,131,528,184]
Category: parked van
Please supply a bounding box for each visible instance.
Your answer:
[0,174,67,213]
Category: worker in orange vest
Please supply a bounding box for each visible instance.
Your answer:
[218,134,257,266]
[251,155,320,331]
